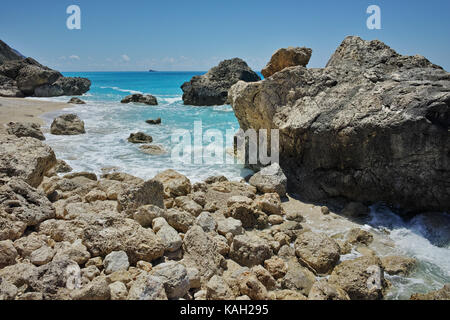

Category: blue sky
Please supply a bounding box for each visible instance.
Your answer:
[1,0,449,71]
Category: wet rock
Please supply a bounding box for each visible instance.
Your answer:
[127,132,152,144]
[0,135,56,187]
[68,97,86,104]
[341,202,370,218]
[50,114,85,135]
[6,122,45,141]
[347,228,374,245]
[294,231,341,274]
[181,58,260,106]
[139,145,167,155]
[262,47,312,78]
[410,284,450,300]
[381,256,417,276]
[249,163,287,197]
[146,118,161,125]
[121,94,158,105]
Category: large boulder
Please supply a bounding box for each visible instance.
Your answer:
[261,47,312,78]
[230,233,273,267]
[121,94,158,105]
[181,58,260,106]
[117,179,165,213]
[0,40,23,64]
[229,36,450,213]
[34,77,91,97]
[0,135,56,187]
[50,114,86,135]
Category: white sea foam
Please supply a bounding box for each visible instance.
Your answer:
[100,86,143,95]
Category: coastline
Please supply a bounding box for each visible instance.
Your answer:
[0,97,68,131]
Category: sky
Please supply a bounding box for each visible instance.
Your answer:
[1,0,449,72]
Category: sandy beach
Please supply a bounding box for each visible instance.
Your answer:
[0,97,67,132]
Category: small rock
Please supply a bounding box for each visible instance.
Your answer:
[157,225,182,252]
[254,193,283,215]
[109,281,128,300]
[30,245,54,266]
[264,256,287,279]
[104,251,130,275]
[151,261,190,299]
[196,212,217,232]
[261,46,312,78]
[6,122,45,140]
[127,132,153,144]
[68,97,86,104]
[0,240,18,268]
[140,144,166,155]
[249,163,287,197]
[230,234,273,267]
[133,205,165,228]
[217,218,244,236]
[268,215,284,225]
[146,118,161,125]
[381,256,417,276]
[154,169,192,198]
[71,276,111,300]
[308,280,350,300]
[347,228,374,246]
[238,271,269,300]
[321,206,330,215]
[206,275,235,300]
[127,274,168,300]
[121,94,158,105]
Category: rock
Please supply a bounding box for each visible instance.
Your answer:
[181,58,260,106]
[101,172,144,185]
[0,40,23,64]
[146,118,161,125]
[48,159,72,176]
[0,179,55,240]
[381,256,417,276]
[0,74,23,97]
[254,193,283,215]
[118,179,165,213]
[52,240,91,265]
[103,251,130,275]
[206,275,235,300]
[81,266,100,281]
[13,59,62,95]
[268,215,284,225]
[152,217,169,232]
[0,135,56,187]
[64,171,97,181]
[50,114,85,135]
[0,240,18,268]
[274,290,307,300]
[341,202,370,218]
[281,259,316,296]
[154,169,192,198]
[217,218,244,236]
[249,163,287,197]
[139,145,167,155]
[264,256,287,279]
[34,77,91,97]
[321,206,330,215]
[175,196,203,216]
[128,274,168,300]
[71,276,110,300]
[151,262,190,299]
[16,292,43,300]
[28,260,82,298]
[133,205,165,227]
[82,214,165,264]
[230,234,273,267]
[294,231,341,274]
[0,278,18,300]
[6,122,45,141]
[308,280,350,300]
[227,198,266,229]
[238,271,269,300]
[157,225,182,252]
[410,284,450,300]
[195,212,217,233]
[213,235,230,256]
[121,94,158,105]
[0,262,37,290]
[262,46,312,78]
[127,132,152,144]
[229,36,450,213]
[183,226,225,281]
[329,256,387,300]
[251,265,276,290]
[165,208,195,233]
[29,245,54,266]
[68,97,86,104]
[347,228,374,245]
[109,281,128,300]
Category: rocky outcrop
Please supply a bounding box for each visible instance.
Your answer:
[229,36,450,213]
[181,58,260,106]
[261,47,312,78]
[0,135,56,187]
[0,53,91,97]
[0,40,23,64]
[121,94,158,105]
[50,114,86,135]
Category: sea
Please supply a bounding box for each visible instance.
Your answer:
[33,71,449,300]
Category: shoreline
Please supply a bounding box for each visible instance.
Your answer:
[0,97,68,131]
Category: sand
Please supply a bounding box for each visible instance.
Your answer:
[0,97,68,133]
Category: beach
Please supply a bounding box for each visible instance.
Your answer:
[0,97,68,131]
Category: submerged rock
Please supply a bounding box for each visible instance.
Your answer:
[181,58,260,106]
[146,118,161,125]
[229,36,450,213]
[50,114,85,135]
[127,132,152,144]
[121,94,158,105]
[139,145,166,155]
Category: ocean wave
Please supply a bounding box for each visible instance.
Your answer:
[100,86,143,95]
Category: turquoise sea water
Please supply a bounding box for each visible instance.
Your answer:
[34,71,450,300]
[38,71,254,182]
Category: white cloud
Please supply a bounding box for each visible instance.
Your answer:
[69,55,80,60]
[121,54,130,62]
